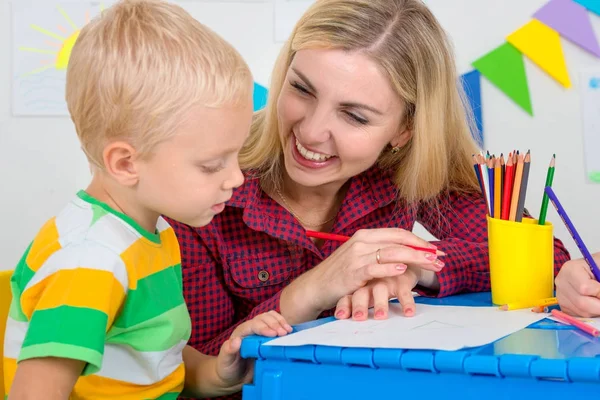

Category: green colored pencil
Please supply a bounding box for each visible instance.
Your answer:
[538,154,555,225]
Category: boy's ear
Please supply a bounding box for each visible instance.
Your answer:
[102,141,140,186]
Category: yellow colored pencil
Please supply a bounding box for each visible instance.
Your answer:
[500,297,558,311]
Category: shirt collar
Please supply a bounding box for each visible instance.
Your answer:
[227,165,398,244]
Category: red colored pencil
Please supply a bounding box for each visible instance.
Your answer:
[551,309,600,337]
[305,230,441,255]
[501,153,515,220]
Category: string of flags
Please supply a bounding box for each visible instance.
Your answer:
[466,0,600,143]
[253,0,600,147]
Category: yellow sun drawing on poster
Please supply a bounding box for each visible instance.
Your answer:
[12,2,109,115]
[18,5,103,77]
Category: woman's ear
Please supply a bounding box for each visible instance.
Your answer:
[102,141,140,187]
[390,126,413,148]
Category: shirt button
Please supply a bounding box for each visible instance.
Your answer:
[258,270,269,282]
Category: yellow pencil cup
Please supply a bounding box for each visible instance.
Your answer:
[488,216,554,305]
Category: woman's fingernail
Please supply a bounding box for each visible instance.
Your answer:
[354,311,364,319]
[336,310,345,318]
[429,243,438,250]
[395,263,407,271]
[375,309,384,318]
[404,308,414,316]
[425,253,438,261]
[435,259,445,268]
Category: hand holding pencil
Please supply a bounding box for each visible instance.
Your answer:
[555,253,600,318]
[284,228,446,319]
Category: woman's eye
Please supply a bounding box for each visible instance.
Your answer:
[344,111,368,125]
[291,81,310,95]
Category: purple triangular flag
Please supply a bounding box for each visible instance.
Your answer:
[534,0,600,57]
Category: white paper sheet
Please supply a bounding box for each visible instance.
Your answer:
[580,69,600,184]
[266,304,547,351]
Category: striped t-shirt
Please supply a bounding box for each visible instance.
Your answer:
[3,191,191,399]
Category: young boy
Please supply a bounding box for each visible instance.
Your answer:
[3,1,291,398]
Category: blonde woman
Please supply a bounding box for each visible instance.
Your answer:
[168,0,570,375]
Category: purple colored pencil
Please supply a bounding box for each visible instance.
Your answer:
[545,186,600,281]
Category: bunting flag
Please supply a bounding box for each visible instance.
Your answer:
[460,70,484,146]
[574,0,600,16]
[256,0,600,121]
[507,19,571,88]
[472,43,533,116]
[534,0,600,57]
[253,82,269,111]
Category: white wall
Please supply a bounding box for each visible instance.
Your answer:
[1,0,599,270]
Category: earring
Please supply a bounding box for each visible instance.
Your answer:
[391,146,400,154]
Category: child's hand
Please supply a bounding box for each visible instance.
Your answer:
[215,311,292,388]
[334,266,421,320]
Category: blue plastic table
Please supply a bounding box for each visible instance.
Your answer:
[241,292,600,399]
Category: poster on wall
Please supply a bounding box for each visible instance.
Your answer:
[11,1,115,116]
[580,69,600,184]
[11,1,270,116]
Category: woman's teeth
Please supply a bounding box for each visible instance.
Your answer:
[295,139,333,162]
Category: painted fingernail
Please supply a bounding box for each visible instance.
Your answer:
[395,263,407,271]
[435,259,445,268]
[336,310,346,318]
[425,253,438,261]
[354,311,364,319]
[375,309,385,318]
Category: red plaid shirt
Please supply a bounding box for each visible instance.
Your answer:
[168,166,570,400]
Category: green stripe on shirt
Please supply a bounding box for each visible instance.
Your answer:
[113,265,185,329]
[154,392,180,400]
[19,342,103,375]
[22,305,107,359]
[8,243,35,322]
[107,303,191,352]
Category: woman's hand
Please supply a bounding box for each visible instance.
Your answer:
[280,228,444,324]
[556,253,600,317]
[334,266,421,320]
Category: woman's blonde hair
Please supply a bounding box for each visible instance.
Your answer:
[66,0,253,169]
[240,0,480,203]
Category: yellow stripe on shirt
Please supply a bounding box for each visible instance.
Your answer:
[20,268,126,327]
[120,228,180,289]
[71,362,185,399]
[25,217,61,272]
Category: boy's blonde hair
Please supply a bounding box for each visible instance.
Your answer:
[240,0,480,203]
[66,0,253,169]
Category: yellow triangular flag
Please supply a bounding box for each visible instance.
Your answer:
[507,19,571,88]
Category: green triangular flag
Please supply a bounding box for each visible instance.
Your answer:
[472,42,533,116]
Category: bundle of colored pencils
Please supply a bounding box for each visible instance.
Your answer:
[472,150,542,222]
